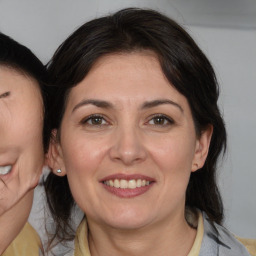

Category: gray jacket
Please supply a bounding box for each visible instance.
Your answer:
[199,212,250,256]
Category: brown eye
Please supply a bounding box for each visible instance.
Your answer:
[153,117,166,125]
[148,115,173,126]
[89,116,104,125]
[81,115,107,126]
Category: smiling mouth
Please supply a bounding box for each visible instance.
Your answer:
[0,165,12,175]
[101,174,155,198]
[103,179,151,189]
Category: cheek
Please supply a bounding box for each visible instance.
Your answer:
[148,134,196,173]
[61,133,108,177]
[147,134,196,200]
[61,135,109,212]
[18,113,44,148]
[1,111,43,150]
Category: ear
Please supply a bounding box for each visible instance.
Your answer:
[191,125,213,172]
[46,129,67,177]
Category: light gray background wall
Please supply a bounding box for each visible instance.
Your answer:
[0,0,255,238]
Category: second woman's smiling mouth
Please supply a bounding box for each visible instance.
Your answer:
[0,165,12,175]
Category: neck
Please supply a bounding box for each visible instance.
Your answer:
[87,210,197,256]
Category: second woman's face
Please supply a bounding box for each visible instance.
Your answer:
[54,52,211,230]
[0,67,44,214]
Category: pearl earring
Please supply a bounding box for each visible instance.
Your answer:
[56,169,62,173]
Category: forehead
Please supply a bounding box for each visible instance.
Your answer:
[0,66,41,95]
[0,66,43,118]
[67,52,188,107]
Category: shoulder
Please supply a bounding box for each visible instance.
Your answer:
[3,222,43,256]
[200,212,253,256]
[236,237,256,256]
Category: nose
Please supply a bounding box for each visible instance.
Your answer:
[109,126,147,166]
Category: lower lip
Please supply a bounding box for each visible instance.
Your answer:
[102,182,154,198]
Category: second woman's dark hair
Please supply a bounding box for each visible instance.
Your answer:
[45,8,226,244]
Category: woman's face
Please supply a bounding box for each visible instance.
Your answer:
[0,67,44,213]
[52,52,211,230]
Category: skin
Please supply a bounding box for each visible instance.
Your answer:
[0,67,44,253]
[49,52,212,256]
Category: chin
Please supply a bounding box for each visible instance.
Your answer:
[107,219,149,230]
[102,208,153,230]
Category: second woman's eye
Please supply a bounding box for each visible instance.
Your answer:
[0,91,10,99]
[148,115,174,126]
[80,115,107,126]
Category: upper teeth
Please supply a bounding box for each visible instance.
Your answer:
[103,179,150,189]
[0,165,12,175]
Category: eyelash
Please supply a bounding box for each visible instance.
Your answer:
[147,114,174,126]
[79,114,174,128]
[0,91,10,99]
[80,114,108,126]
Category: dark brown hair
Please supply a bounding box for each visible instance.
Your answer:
[45,8,226,245]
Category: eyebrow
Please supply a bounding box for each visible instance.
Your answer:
[72,98,183,113]
[72,99,113,112]
[141,99,183,112]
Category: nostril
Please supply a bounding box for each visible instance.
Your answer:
[109,130,147,165]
